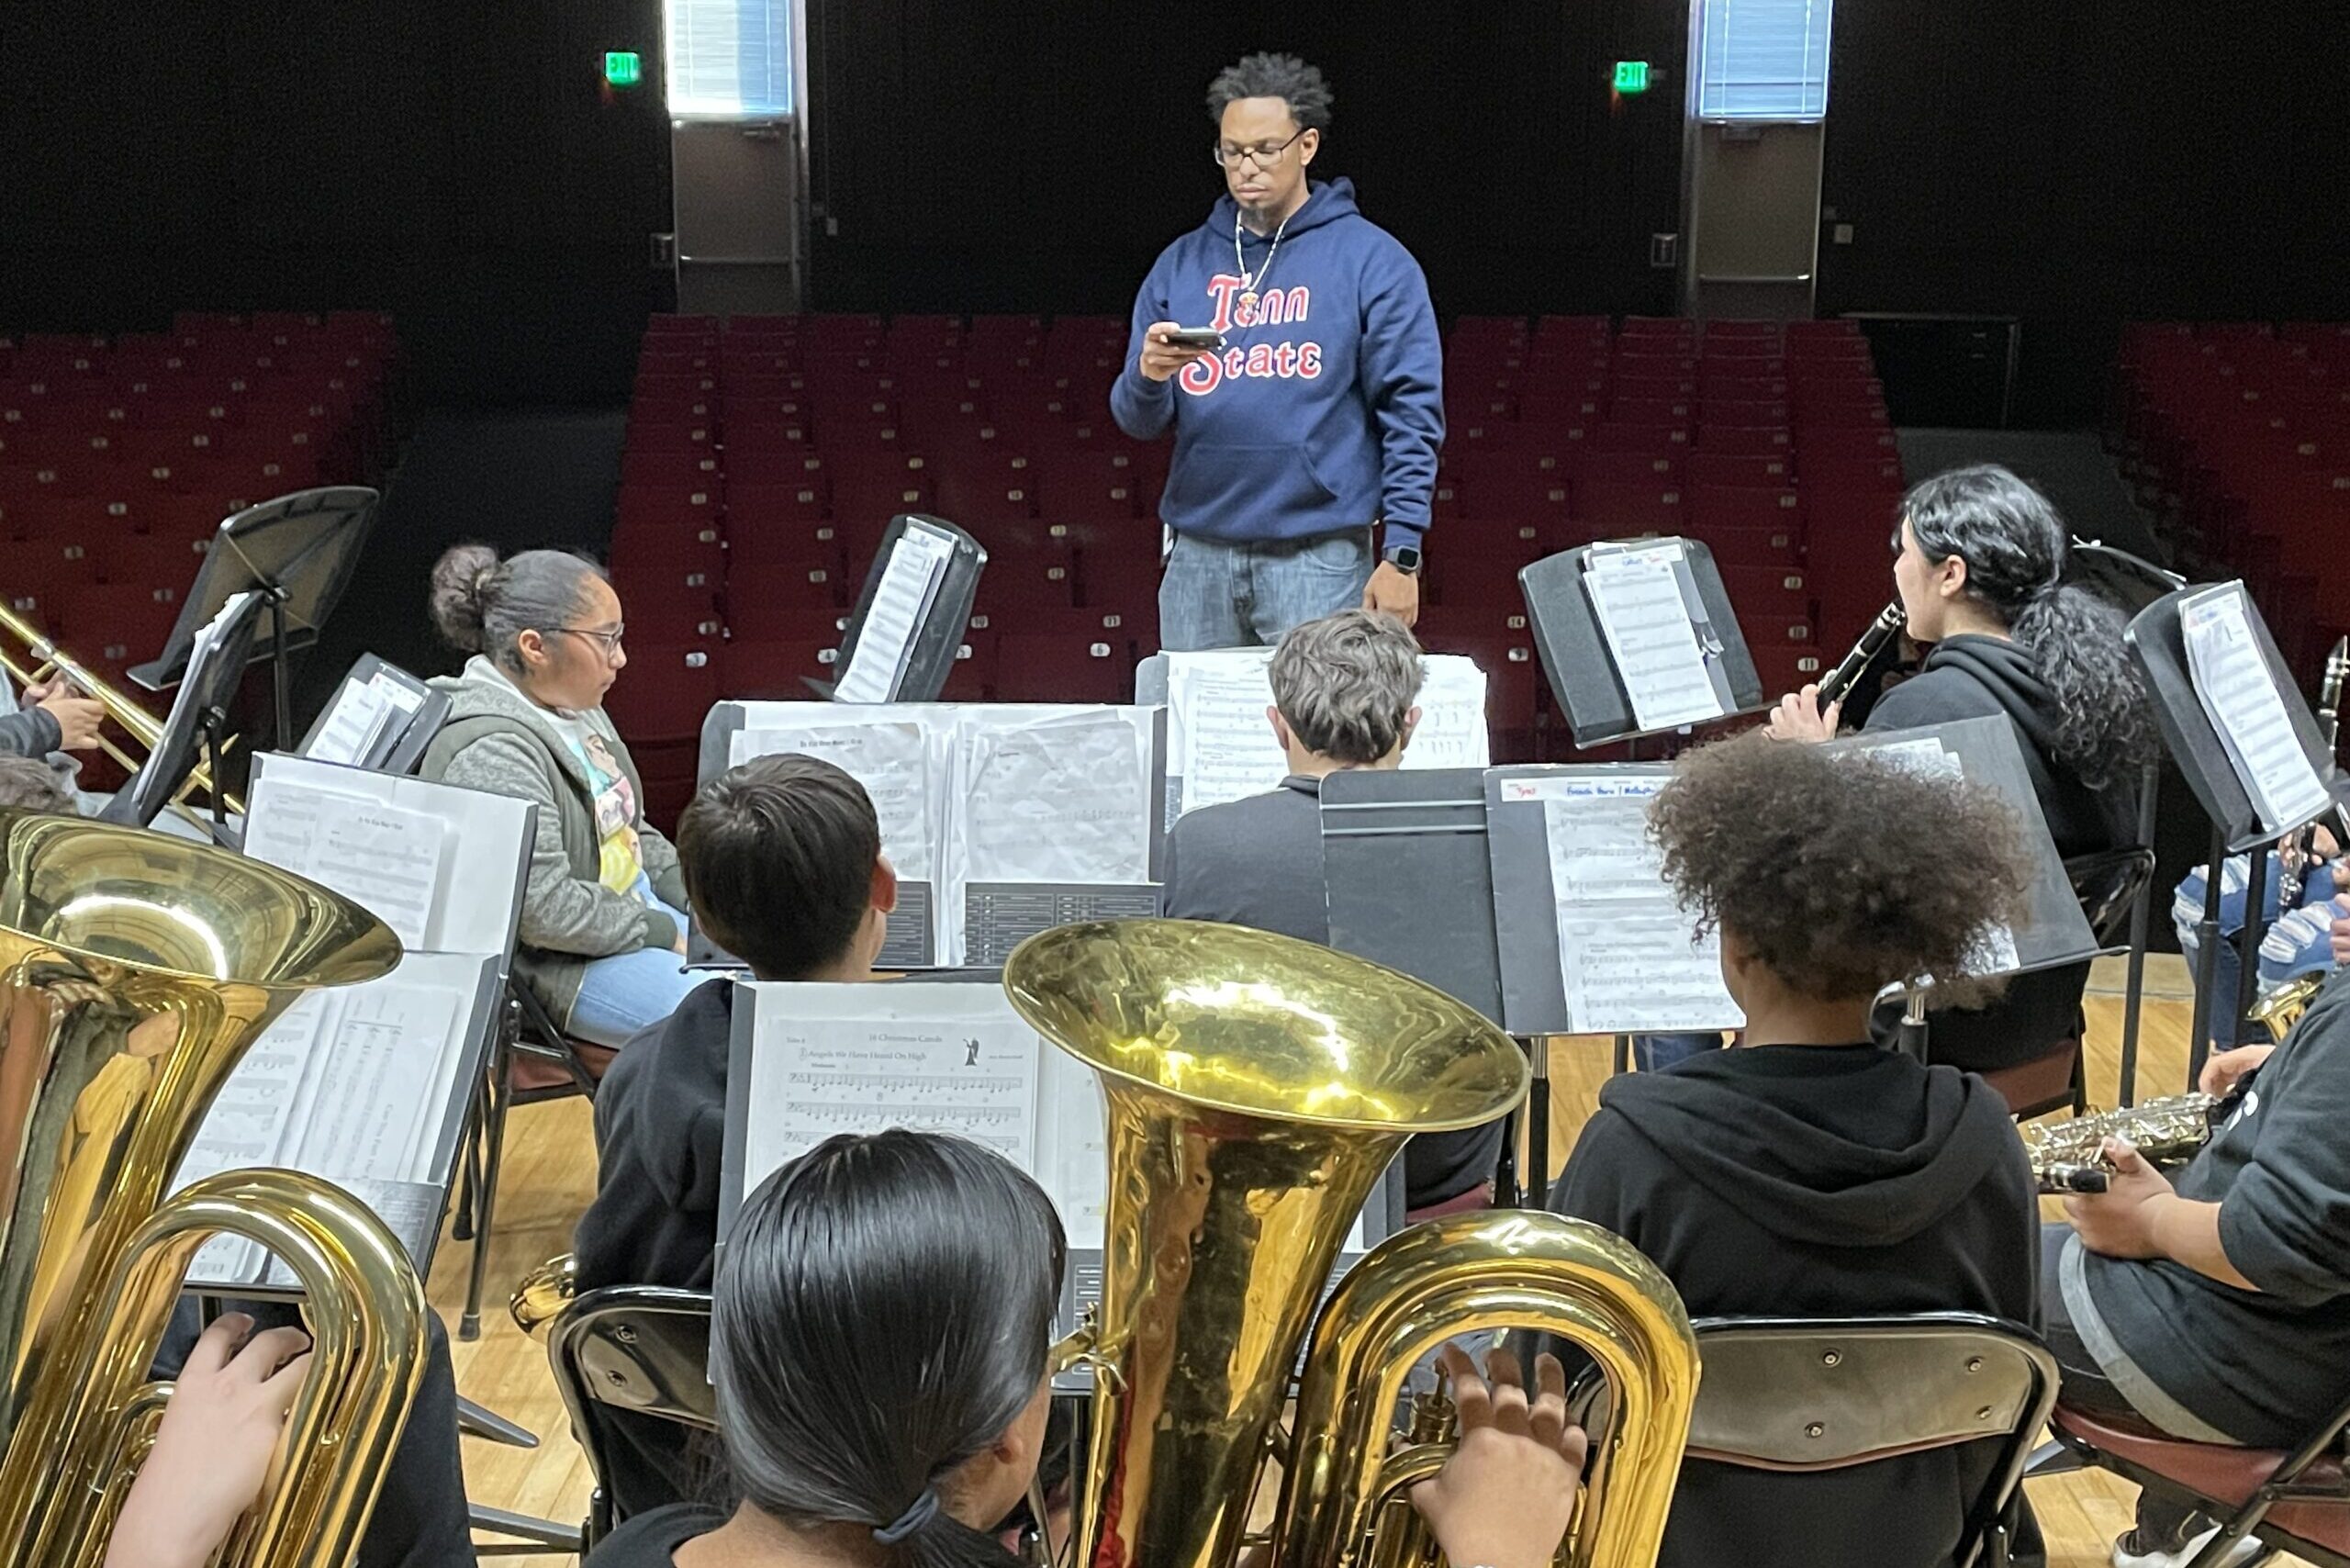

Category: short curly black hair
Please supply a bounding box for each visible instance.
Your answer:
[1648,733,2032,1002]
[1206,52,1333,130]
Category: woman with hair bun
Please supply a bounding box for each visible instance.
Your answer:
[588,1129,1590,1568]
[1759,462,2158,1074]
[420,543,699,1046]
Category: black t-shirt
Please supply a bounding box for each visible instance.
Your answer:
[583,1502,730,1568]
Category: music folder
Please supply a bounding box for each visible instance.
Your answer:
[1520,537,1767,749]
[829,514,988,704]
[298,654,448,774]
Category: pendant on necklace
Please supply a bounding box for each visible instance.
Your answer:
[1238,289,1259,313]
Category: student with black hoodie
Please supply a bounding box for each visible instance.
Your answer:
[573,752,899,1518]
[1550,733,2042,1568]
[1767,464,2158,1073]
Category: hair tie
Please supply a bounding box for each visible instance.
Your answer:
[873,1487,941,1545]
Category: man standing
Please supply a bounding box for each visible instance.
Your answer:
[1111,52,1442,651]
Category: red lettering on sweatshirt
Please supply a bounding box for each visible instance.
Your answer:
[1180,277,1326,395]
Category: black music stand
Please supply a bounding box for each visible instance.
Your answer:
[2070,540,2184,1104]
[1320,768,1526,1206]
[1519,539,1767,749]
[297,655,449,775]
[825,514,987,703]
[100,589,266,842]
[2127,584,2347,1090]
[131,487,379,753]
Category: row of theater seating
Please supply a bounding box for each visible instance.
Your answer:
[0,314,398,778]
[2115,322,2350,681]
[603,313,1902,819]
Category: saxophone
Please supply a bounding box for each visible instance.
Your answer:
[2025,1094,2218,1193]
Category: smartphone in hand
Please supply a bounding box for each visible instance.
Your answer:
[1162,328,1225,351]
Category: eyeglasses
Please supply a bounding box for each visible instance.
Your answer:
[556,625,626,657]
[1212,128,1308,169]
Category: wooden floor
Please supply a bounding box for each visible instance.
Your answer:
[436,955,2301,1566]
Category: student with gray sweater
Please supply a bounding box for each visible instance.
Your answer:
[420,545,699,1047]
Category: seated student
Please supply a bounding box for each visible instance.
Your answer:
[1550,733,2041,1568]
[0,673,101,781]
[574,752,897,1515]
[420,544,700,1047]
[1160,608,1498,1215]
[586,1127,1589,1568]
[0,753,76,813]
[2048,916,2350,1568]
[2173,834,2343,1053]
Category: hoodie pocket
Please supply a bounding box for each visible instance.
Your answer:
[1163,442,1341,529]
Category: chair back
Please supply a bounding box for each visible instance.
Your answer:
[2065,846,2156,947]
[547,1284,718,1545]
[1689,1314,2059,1568]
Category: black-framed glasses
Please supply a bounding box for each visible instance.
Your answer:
[556,624,626,657]
[1212,128,1308,169]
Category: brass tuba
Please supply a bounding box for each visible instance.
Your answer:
[1004,919,1700,1568]
[0,808,421,1568]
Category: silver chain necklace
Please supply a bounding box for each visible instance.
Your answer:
[1233,210,1292,316]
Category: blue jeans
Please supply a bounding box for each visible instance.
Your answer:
[1158,529,1374,651]
[569,876,700,1047]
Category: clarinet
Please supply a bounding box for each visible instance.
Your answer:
[2278,636,2350,907]
[1816,601,1908,708]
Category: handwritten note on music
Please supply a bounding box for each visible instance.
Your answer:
[2182,585,2333,835]
[1167,649,1492,818]
[735,715,939,881]
[1532,778,1743,1033]
[739,984,1045,1199]
[834,522,957,703]
[1582,543,1726,732]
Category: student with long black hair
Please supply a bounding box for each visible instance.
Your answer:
[587,1129,1588,1568]
[1765,462,2158,1073]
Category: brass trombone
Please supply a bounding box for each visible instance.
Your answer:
[0,600,245,818]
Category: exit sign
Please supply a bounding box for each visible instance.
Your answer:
[605,51,642,87]
[1614,60,1651,94]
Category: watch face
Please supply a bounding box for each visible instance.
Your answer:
[1386,546,1422,573]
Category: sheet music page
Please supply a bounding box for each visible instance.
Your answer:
[733,717,938,882]
[739,984,1043,1198]
[285,981,460,1183]
[308,678,395,767]
[174,991,338,1283]
[1169,650,1495,817]
[2182,586,2333,834]
[1408,655,1494,770]
[834,524,957,703]
[257,1179,443,1291]
[960,711,1150,883]
[368,669,427,714]
[1859,738,2022,974]
[242,777,377,881]
[1583,545,1725,732]
[248,784,446,949]
[1527,778,1743,1032]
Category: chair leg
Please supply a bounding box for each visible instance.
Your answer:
[2024,1437,2085,1478]
[462,1062,511,1342]
[450,1094,481,1245]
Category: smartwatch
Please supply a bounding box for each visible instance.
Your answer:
[1382,543,1423,575]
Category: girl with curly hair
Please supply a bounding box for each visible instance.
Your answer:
[1551,733,2042,1568]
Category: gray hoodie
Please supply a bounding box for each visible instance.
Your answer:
[419,655,688,1026]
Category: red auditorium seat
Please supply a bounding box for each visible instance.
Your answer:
[1690,485,1803,532]
[725,565,848,638]
[56,582,179,669]
[935,632,998,701]
[1430,554,1531,613]
[931,463,1043,528]
[613,570,725,642]
[603,645,720,757]
[727,517,845,576]
[1719,566,1813,619]
[1803,455,1906,490]
[1566,450,1680,487]
[1798,427,1900,460]
[722,639,836,700]
[992,634,1131,704]
[1592,423,1690,455]
[615,484,723,534]
[1687,452,1793,488]
[1575,481,1685,537]
[1697,524,1804,572]
[608,521,725,578]
[971,554,1078,615]
[723,480,830,533]
[621,451,725,490]
[1696,426,1795,456]
[93,533,207,592]
[825,455,932,526]
[720,447,827,490]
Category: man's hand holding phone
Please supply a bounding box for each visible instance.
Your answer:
[1138,322,1223,382]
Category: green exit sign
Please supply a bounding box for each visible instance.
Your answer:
[1614,60,1651,94]
[605,51,642,87]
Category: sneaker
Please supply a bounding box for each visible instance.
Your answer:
[2110,1521,2268,1568]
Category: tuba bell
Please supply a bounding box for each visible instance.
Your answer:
[0,808,422,1568]
[1004,919,1700,1568]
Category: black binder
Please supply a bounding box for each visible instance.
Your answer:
[829,514,988,703]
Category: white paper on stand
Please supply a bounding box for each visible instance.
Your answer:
[1852,737,2022,975]
[243,783,447,949]
[308,679,396,767]
[738,985,1044,1197]
[2181,586,2333,835]
[733,717,940,882]
[959,711,1151,884]
[1536,779,1743,1033]
[834,524,957,704]
[1583,543,1724,732]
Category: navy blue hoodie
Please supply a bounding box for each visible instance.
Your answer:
[1109,178,1444,552]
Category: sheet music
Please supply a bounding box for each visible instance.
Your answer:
[2182,586,2333,835]
[1854,738,2022,975]
[308,678,396,767]
[739,986,1044,1197]
[1583,544,1725,731]
[257,1180,443,1291]
[834,523,957,704]
[1535,780,1743,1033]
[733,718,939,882]
[1167,650,1490,817]
[243,783,447,949]
[960,711,1150,883]
[1034,1046,1112,1249]
[369,669,426,714]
